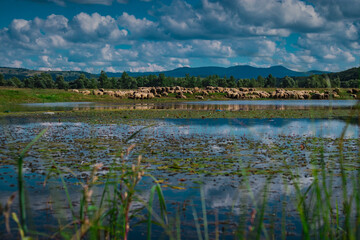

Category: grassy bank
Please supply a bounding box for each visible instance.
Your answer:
[0,87,228,104]
[0,87,123,104]
[0,87,357,105]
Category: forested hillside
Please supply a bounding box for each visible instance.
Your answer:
[0,66,359,89]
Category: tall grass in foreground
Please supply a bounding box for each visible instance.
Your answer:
[1,102,360,239]
[1,126,171,240]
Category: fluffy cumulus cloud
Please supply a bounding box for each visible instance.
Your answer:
[309,0,360,20]
[154,0,325,40]
[69,13,128,42]
[1,0,359,72]
[118,13,163,39]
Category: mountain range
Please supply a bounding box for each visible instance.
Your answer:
[0,65,335,81]
[113,65,327,79]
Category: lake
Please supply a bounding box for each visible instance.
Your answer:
[0,100,359,239]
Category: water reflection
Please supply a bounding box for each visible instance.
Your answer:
[1,100,358,112]
[159,118,359,139]
[1,118,358,144]
[0,115,359,239]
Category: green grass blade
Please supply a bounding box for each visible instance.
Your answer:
[191,200,203,240]
[200,186,209,240]
[147,185,157,240]
[124,124,156,144]
[18,128,48,235]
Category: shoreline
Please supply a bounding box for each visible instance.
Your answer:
[0,87,358,105]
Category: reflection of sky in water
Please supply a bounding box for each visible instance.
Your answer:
[1,117,359,239]
[2,118,358,145]
[154,118,359,140]
[188,100,359,107]
[21,102,95,107]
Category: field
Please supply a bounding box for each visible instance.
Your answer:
[0,87,358,105]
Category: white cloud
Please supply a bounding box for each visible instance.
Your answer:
[69,12,126,42]
[344,52,355,62]
[213,58,231,65]
[101,44,113,61]
[105,66,117,72]
[39,67,62,71]
[153,0,326,40]
[49,35,67,47]
[118,13,162,39]
[9,60,23,68]
[41,14,69,32]
[0,0,359,73]
[310,0,360,20]
[41,55,51,66]
[169,58,190,65]
[130,63,166,72]
[324,54,336,60]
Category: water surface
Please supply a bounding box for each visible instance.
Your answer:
[0,100,359,239]
[1,99,358,112]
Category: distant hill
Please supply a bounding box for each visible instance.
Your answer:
[293,67,360,82]
[0,65,336,82]
[327,67,360,81]
[0,67,96,82]
[121,65,328,79]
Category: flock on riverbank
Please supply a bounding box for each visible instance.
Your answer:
[70,86,360,100]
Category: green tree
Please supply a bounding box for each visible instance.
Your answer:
[118,72,131,89]
[135,76,147,88]
[330,77,340,88]
[226,76,236,88]
[249,78,257,87]
[282,76,296,88]
[55,75,68,89]
[33,75,46,88]
[306,75,328,88]
[37,73,55,88]
[23,77,35,88]
[346,79,359,88]
[127,78,138,89]
[72,74,87,89]
[147,74,158,87]
[186,75,196,88]
[257,76,265,87]
[265,74,276,88]
[110,77,117,89]
[6,77,22,87]
[13,77,23,87]
[99,71,111,89]
[0,74,5,86]
[159,73,167,87]
[88,78,98,89]
[217,76,227,87]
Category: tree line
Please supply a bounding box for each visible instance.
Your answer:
[0,70,358,89]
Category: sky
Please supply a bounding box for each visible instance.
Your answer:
[0,0,359,73]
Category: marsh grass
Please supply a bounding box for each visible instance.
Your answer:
[2,101,360,239]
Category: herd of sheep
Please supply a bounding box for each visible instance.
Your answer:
[71,86,359,100]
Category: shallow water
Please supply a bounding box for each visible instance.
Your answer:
[0,114,359,238]
[1,99,358,112]
[0,100,359,239]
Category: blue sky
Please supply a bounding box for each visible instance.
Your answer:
[0,0,359,73]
